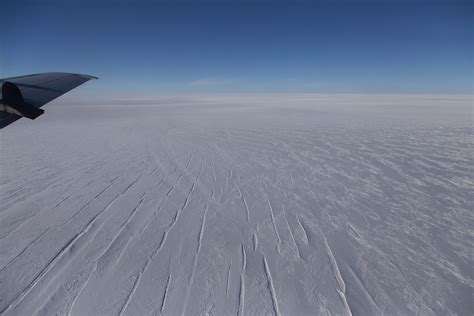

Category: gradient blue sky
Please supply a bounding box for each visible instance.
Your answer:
[1,0,472,94]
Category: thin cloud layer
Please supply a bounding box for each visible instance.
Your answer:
[187,78,236,87]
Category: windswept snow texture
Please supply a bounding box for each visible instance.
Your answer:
[0,94,473,316]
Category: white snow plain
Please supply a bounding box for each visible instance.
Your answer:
[0,93,472,315]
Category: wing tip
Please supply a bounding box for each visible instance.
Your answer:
[1,72,99,82]
[76,73,99,80]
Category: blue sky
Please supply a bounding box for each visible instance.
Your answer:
[1,0,472,94]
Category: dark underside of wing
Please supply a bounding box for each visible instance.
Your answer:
[0,72,97,129]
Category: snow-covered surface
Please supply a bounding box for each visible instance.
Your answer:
[0,94,472,315]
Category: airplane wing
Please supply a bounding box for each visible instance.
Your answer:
[0,72,97,129]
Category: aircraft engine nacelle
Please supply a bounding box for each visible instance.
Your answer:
[0,81,44,119]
